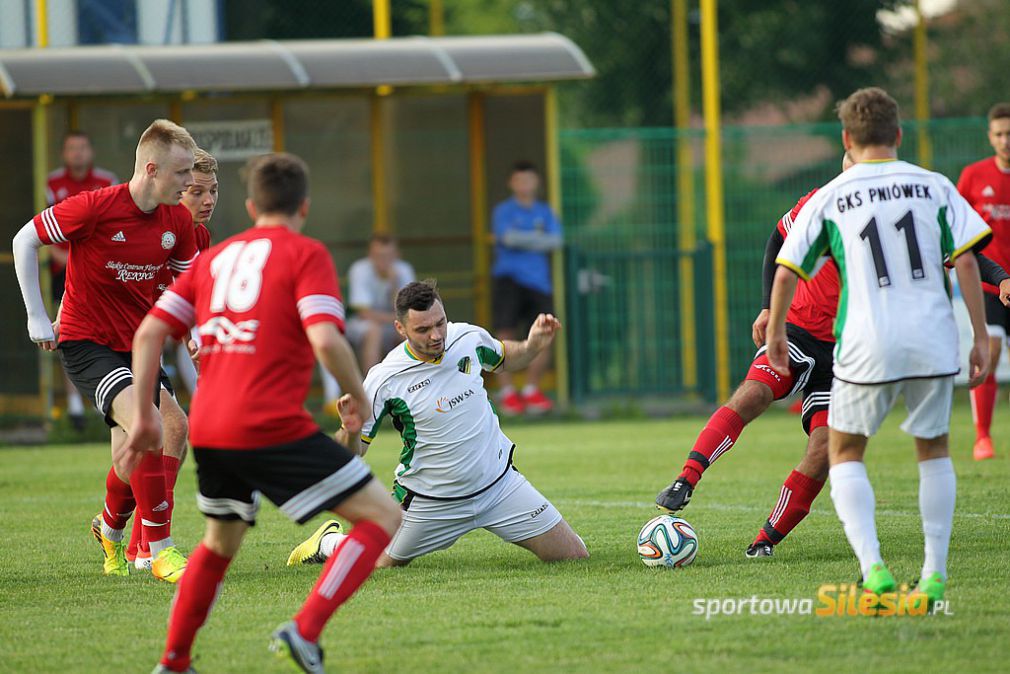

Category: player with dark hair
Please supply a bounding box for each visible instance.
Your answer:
[287,278,588,569]
[127,152,402,674]
[13,119,198,582]
[492,160,563,415]
[959,102,1010,461]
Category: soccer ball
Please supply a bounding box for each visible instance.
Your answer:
[637,514,698,568]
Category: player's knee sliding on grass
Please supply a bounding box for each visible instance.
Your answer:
[289,280,588,571]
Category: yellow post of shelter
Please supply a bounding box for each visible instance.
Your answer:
[700,0,731,402]
[672,0,697,391]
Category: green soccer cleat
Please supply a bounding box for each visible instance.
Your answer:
[287,520,343,567]
[151,546,188,584]
[913,572,946,609]
[91,514,129,577]
[861,562,897,597]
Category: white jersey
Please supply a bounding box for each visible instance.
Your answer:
[361,322,512,499]
[778,159,991,384]
[347,258,415,313]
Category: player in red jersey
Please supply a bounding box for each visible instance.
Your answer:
[126,153,401,674]
[959,103,1010,461]
[13,119,198,583]
[655,173,840,556]
[47,130,119,431]
[657,153,1010,558]
[126,148,220,570]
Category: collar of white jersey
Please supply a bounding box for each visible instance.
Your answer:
[403,340,444,364]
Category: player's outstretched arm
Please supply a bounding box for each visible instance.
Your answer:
[766,266,800,376]
[307,323,369,453]
[117,315,171,477]
[12,222,55,350]
[500,313,561,372]
[954,252,991,388]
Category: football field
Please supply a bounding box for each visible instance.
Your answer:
[3,395,1008,673]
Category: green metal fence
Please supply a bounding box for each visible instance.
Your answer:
[559,117,993,403]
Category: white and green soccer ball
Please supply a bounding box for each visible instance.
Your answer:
[637,514,698,568]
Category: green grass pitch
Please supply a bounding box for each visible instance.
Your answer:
[2,396,1007,673]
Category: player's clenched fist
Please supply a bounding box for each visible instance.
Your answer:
[336,393,364,435]
[527,313,561,351]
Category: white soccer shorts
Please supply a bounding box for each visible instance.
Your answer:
[828,375,954,438]
[386,469,563,561]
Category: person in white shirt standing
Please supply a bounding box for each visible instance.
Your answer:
[291,279,588,568]
[320,234,415,414]
[769,87,992,609]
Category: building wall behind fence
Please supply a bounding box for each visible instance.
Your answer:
[559,117,993,403]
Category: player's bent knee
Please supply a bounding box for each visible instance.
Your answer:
[376,552,410,568]
[728,381,774,421]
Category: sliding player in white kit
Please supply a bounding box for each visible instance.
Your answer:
[768,88,992,608]
[288,280,588,567]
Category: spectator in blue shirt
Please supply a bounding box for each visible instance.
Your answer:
[491,160,563,415]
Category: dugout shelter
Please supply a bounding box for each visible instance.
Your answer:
[0,34,594,422]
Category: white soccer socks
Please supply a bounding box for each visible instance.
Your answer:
[319,532,347,559]
[829,461,883,579]
[918,457,955,581]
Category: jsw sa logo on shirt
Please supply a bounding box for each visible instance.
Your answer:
[435,389,476,413]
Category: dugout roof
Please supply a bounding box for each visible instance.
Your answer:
[0,33,595,98]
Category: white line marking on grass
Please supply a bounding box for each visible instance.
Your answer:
[556,499,1010,520]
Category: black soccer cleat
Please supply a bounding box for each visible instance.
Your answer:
[655,478,693,512]
[745,542,774,558]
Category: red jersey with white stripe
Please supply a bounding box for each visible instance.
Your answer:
[34,183,197,352]
[777,189,839,343]
[155,223,211,298]
[150,225,346,449]
[46,166,119,275]
[957,157,1010,295]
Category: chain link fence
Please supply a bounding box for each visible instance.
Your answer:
[560,117,993,402]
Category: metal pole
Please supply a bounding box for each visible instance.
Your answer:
[371,0,392,232]
[33,0,53,421]
[429,0,445,36]
[914,0,932,169]
[545,87,570,408]
[700,0,730,402]
[673,0,697,391]
[373,0,391,39]
[467,93,490,328]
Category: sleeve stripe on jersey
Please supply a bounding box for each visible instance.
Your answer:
[775,256,812,281]
[297,294,346,321]
[167,253,197,273]
[40,208,68,243]
[155,290,196,325]
[950,228,993,261]
[780,211,793,233]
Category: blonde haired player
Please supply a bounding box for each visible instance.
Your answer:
[127,147,220,570]
[13,119,198,582]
